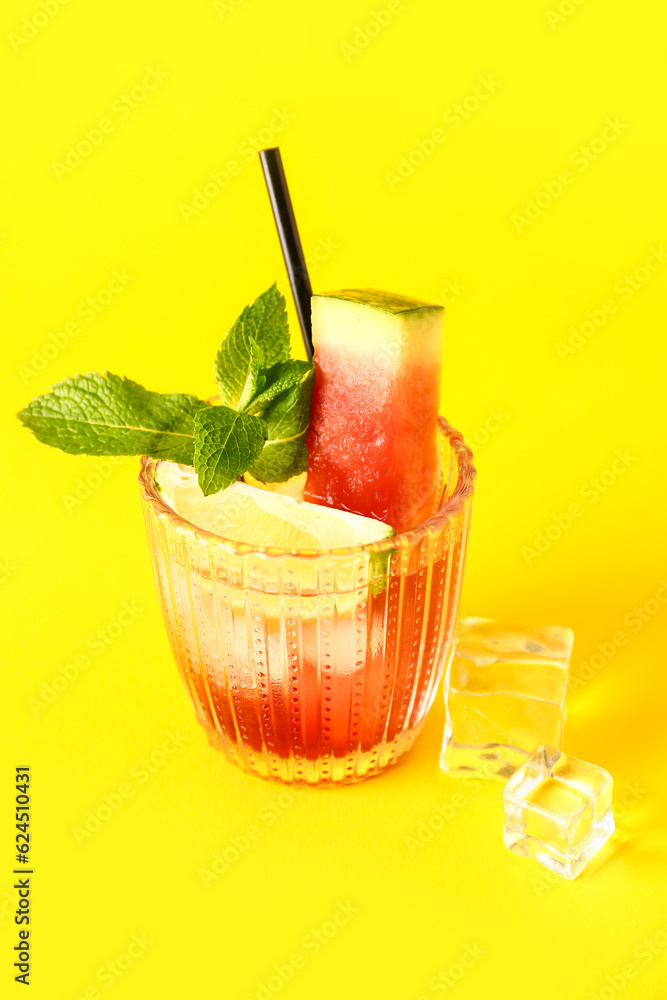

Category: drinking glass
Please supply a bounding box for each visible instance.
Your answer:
[138,417,475,784]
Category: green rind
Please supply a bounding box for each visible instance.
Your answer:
[316,288,443,315]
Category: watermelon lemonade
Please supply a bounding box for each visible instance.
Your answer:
[139,419,473,783]
[137,288,475,784]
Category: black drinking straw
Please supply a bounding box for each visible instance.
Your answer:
[258,147,314,361]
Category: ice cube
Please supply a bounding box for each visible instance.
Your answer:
[440,618,573,779]
[502,744,614,879]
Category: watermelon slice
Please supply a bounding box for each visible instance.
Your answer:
[304,288,444,533]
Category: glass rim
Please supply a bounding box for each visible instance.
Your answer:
[137,415,476,559]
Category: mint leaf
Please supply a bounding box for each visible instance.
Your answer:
[194,406,265,495]
[247,360,314,415]
[244,283,290,367]
[17,372,209,464]
[248,366,314,483]
[214,327,265,411]
[214,284,289,407]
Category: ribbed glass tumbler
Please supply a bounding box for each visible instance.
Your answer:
[138,418,475,785]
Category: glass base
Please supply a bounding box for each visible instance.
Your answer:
[205,720,424,785]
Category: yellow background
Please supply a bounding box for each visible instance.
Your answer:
[2,1,666,997]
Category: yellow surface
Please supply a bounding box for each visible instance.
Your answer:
[1,1,666,997]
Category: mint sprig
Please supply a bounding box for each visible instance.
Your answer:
[17,284,315,496]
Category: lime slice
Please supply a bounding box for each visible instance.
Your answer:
[242,469,307,499]
[154,462,394,550]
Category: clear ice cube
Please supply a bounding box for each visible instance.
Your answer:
[440,618,573,779]
[502,744,614,879]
